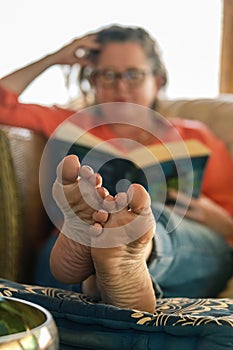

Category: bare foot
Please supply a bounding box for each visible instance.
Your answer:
[50,155,108,283]
[91,184,156,313]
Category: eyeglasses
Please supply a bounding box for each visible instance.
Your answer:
[91,68,153,88]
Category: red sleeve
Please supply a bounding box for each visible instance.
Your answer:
[200,130,233,216]
[173,118,233,215]
[0,85,74,137]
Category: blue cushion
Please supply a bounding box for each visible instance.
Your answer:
[1,279,233,349]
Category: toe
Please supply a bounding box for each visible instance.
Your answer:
[79,167,103,188]
[79,165,94,179]
[103,195,117,212]
[90,222,103,236]
[57,155,80,185]
[97,187,109,200]
[89,173,103,187]
[93,209,109,223]
[115,192,128,210]
[127,184,151,215]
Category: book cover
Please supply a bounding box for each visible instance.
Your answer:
[52,121,211,203]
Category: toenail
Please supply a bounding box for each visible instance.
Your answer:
[90,223,103,236]
[80,165,94,178]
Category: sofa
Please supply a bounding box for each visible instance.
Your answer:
[0,94,233,285]
[1,95,233,349]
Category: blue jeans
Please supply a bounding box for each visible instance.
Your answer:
[34,206,233,298]
[149,205,233,298]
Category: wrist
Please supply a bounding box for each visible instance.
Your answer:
[39,53,58,69]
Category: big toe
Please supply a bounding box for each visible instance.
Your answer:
[57,155,80,185]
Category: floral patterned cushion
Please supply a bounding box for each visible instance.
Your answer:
[1,279,233,349]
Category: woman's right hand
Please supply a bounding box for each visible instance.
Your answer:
[51,33,101,67]
[0,32,101,95]
[167,190,233,239]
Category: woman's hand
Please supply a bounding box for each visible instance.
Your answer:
[51,33,101,67]
[0,33,100,95]
[167,189,233,239]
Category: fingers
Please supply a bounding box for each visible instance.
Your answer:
[54,34,101,66]
[72,34,101,65]
[167,189,193,207]
[73,33,100,51]
[166,189,202,221]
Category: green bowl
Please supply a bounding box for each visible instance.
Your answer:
[0,296,59,349]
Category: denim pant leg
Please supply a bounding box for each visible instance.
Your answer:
[149,206,233,298]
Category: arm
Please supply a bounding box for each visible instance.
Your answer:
[0,33,100,96]
[166,120,233,239]
[0,55,56,95]
[167,190,233,239]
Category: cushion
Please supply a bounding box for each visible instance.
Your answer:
[157,96,233,157]
[0,125,53,283]
[0,130,22,281]
[1,279,233,349]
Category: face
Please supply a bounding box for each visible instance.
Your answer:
[93,42,161,108]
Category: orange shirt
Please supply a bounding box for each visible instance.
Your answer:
[1,85,233,215]
[0,86,71,137]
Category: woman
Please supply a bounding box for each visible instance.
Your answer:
[0,25,233,312]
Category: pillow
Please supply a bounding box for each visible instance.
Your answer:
[1,279,233,349]
[0,130,22,281]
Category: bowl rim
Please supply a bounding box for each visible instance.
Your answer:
[0,295,55,343]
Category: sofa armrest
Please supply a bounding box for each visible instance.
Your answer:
[0,125,53,283]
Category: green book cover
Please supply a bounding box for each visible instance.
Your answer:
[52,122,210,203]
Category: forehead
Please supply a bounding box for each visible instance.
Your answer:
[97,42,151,69]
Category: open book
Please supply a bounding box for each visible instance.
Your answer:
[52,121,211,203]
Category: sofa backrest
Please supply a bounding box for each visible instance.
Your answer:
[157,95,233,157]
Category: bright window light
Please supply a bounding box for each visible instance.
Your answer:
[0,0,222,105]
